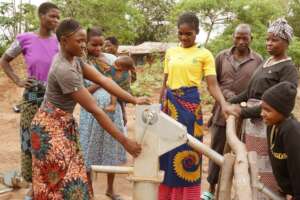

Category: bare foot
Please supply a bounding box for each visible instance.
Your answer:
[105,104,116,112]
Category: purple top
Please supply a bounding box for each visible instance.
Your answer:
[14,32,59,82]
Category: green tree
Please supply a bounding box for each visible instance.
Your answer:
[53,0,144,44]
[287,0,300,37]
[173,0,235,46]
[207,0,287,58]
[0,2,38,55]
[130,0,176,44]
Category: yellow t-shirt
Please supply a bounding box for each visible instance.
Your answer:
[164,45,216,89]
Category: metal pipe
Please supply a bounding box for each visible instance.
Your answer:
[187,134,224,166]
[91,166,133,174]
[257,182,284,200]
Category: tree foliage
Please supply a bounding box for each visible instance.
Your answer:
[53,0,175,44]
[287,0,300,37]
[173,0,235,46]
[0,2,38,55]
[131,0,176,44]
[53,0,141,44]
[0,0,299,67]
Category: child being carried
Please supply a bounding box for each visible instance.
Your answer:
[104,56,135,124]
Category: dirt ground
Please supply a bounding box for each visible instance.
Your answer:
[0,57,299,200]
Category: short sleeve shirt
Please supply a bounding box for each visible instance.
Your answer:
[4,32,59,82]
[45,53,84,113]
[164,45,216,89]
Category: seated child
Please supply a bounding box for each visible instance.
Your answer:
[261,81,300,200]
[105,56,135,124]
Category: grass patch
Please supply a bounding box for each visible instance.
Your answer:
[131,60,164,97]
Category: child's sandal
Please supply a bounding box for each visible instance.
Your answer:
[201,191,214,200]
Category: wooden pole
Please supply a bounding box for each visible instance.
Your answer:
[248,152,259,200]
[226,116,252,200]
[218,153,235,200]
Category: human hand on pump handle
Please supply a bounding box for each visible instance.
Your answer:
[123,138,142,158]
[121,96,150,158]
[134,96,151,105]
[221,102,241,119]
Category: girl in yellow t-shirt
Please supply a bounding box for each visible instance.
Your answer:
[158,12,233,200]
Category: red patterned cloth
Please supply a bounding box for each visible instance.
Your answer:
[158,183,201,200]
[31,101,92,200]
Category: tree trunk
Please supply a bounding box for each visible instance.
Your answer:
[204,21,214,47]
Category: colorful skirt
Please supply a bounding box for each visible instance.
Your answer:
[20,82,45,182]
[159,87,203,198]
[243,99,280,199]
[158,184,200,200]
[30,101,92,200]
[79,88,126,171]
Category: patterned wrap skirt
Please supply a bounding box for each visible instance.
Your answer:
[243,99,280,199]
[20,81,45,182]
[30,101,92,200]
[159,86,203,199]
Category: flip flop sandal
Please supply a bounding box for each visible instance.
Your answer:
[0,171,29,188]
[106,192,124,200]
[201,191,214,200]
[24,195,32,200]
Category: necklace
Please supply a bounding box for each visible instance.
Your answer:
[269,125,287,160]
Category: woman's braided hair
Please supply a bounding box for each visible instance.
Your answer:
[56,18,82,42]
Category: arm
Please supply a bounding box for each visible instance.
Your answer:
[240,105,261,119]
[120,102,127,125]
[215,53,236,100]
[206,75,227,107]
[228,89,248,103]
[229,97,262,119]
[222,88,236,100]
[70,88,141,157]
[86,84,100,94]
[0,53,36,88]
[206,75,235,118]
[0,54,22,86]
[159,73,168,103]
[82,63,146,104]
[0,41,36,88]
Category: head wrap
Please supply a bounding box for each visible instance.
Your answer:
[267,18,293,43]
[262,81,297,117]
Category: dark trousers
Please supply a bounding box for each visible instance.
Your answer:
[207,124,226,185]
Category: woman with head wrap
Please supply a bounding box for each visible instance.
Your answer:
[229,18,299,199]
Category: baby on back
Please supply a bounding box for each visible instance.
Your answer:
[105,55,135,114]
